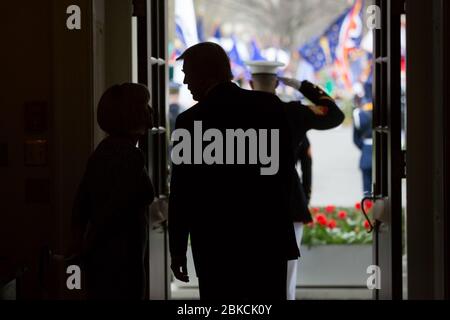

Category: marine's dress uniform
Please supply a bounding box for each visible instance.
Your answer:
[245,61,344,300]
[283,81,344,300]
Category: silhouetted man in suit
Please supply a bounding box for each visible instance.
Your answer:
[168,42,300,300]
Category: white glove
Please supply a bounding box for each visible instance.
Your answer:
[278,77,302,90]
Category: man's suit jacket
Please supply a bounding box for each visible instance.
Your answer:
[168,82,299,300]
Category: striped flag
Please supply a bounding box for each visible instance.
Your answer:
[175,0,199,48]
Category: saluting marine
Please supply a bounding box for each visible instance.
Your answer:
[246,60,344,300]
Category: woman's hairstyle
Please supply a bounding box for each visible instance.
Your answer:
[97,83,153,136]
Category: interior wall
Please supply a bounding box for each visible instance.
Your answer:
[443,0,450,300]
[93,0,133,148]
[406,0,447,300]
[93,0,106,147]
[0,0,55,298]
[52,0,94,260]
[0,0,94,299]
[105,0,133,88]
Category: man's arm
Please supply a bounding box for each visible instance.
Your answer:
[168,115,190,283]
[279,78,345,131]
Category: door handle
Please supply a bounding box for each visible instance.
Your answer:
[149,57,166,66]
[361,196,375,233]
[375,57,389,64]
[360,195,390,233]
[361,195,384,233]
[375,126,389,134]
[151,127,167,135]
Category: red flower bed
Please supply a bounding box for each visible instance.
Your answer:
[303,202,374,246]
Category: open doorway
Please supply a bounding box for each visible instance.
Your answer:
[166,0,379,300]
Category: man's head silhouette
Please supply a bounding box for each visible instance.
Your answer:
[177,42,233,101]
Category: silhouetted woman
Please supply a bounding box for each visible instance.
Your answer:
[71,83,154,299]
